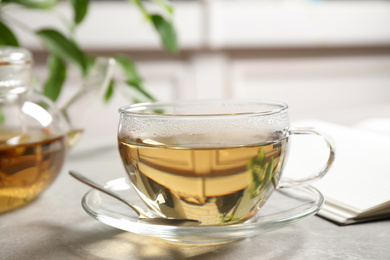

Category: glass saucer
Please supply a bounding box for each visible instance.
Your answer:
[81,178,324,244]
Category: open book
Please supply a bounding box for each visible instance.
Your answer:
[289,119,390,225]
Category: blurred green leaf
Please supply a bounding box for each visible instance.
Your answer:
[151,14,177,53]
[0,108,4,124]
[2,0,58,9]
[114,55,156,101]
[152,0,173,15]
[132,97,142,104]
[115,55,156,102]
[43,55,67,102]
[85,54,97,75]
[114,55,142,82]
[0,20,19,46]
[104,79,115,103]
[36,29,88,76]
[126,79,156,102]
[70,0,89,25]
[264,157,274,187]
[126,1,177,53]
[248,149,269,198]
[129,0,150,19]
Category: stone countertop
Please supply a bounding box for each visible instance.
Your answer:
[1,140,389,260]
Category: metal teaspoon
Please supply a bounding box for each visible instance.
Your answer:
[69,170,201,226]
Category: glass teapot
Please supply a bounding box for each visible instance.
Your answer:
[0,46,115,213]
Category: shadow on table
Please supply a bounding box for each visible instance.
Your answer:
[179,226,306,260]
[8,221,122,260]
[11,219,306,260]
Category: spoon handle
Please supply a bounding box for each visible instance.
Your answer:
[69,170,147,217]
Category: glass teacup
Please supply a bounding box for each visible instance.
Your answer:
[118,100,335,225]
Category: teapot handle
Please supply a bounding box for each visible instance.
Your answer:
[61,57,116,143]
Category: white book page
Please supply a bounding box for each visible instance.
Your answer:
[355,118,390,136]
[286,120,390,216]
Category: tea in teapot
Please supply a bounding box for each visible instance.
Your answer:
[0,47,114,213]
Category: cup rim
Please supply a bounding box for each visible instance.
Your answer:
[118,99,288,117]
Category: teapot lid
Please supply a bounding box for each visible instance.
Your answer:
[0,46,33,96]
[0,46,32,65]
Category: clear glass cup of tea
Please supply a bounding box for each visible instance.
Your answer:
[118,100,335,225]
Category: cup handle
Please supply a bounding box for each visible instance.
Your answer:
[277,127,336,189]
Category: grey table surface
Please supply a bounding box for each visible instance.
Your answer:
[1,139,389,260]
